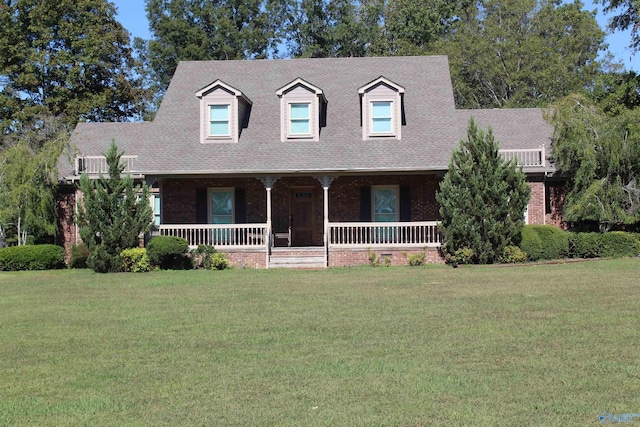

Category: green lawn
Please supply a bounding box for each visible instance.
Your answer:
[1,260,639,426]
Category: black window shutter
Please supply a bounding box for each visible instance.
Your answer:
[196,189,208,224]
[235,187,247,224]
[399,185,411,221]
[360,186,371,221]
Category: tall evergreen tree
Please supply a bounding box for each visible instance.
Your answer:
[436,118,530,264]
[0,0,148,132]
[78,142,153,273]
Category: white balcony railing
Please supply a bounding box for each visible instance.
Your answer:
[75,155,138,175]
[328,221,442,248]
[158,224,268,248]
[499,146,545,168]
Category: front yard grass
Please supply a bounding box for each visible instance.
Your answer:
[1,259,639,426]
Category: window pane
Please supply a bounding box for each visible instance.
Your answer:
[372,118,391,133]
[374,188,397,218]
[290,103,309,119]
[290,119,310,134]
[153,196,161,226]
[372,101,391,118]
[210,121,229,135]
[210,105,228,120]
[212,191,233,216]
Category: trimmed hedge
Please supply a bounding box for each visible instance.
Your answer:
[0,244,65,271]
[147,236,191,269]
[568,232,640,258]
[519,225,568,261]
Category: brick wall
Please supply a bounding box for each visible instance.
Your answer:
[526,178,545,225]
[329,248,444,267]
[55,187,78,263]
[329,175,441,221]
[162,177,266,224]
[545,181,568,228]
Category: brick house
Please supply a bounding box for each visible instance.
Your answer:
[59,56,561,267]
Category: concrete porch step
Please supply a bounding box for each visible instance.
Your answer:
[269,254,325,269]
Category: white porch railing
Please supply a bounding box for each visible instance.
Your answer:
[75,155,138,175]
[158,224,268,248]
[328,221,442,248]
[499,146,545,168]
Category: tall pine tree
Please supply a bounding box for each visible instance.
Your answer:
[78,142,153,273]
[436,118,530,264]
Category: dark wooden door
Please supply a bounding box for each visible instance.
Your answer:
[290,187,315,246]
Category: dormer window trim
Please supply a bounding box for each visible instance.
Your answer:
[208,104,231,138]
[359,76,405,141]
[196,79,251,144]
[277,78,326,142]
[288,102,312,137]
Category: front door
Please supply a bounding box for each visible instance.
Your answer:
[290,187,315,246]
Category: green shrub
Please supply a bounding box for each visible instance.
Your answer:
[525,225,568,260]
[567,233,603,258]
[599,232,640,257]
[191,245,217,269]
[408,252,425,266]
[88,244,123,273]
[444,247,475,267]
[147,236,190,269]
[210,252,229,270]
[120,248,151,272]
[68,243,90,268]
[0,244,65,271]
[367,249,380,267]
[568,232,640,258]
[519,226,543,261]
[501,245,527,263]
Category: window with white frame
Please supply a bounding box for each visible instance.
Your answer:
[359,76,404,140]
[371,101,393,134]
[152,194,161,226]
[289,102,311,135]
[209,104,230,137]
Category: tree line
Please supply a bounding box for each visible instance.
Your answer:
[1,0,639,246]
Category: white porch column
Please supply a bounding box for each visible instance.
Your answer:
[314,175,337,267]
[259,176,280,268]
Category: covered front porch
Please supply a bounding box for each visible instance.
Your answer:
[153,174,444,268]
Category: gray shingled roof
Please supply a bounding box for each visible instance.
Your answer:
[67,56,553,178]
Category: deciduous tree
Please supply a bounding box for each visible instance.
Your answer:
[136,0,287,99]
[439,0,607,108]
[0,0,147,132]
[0,115,69,245]
[547,93,640,230]
[596,0,640,52]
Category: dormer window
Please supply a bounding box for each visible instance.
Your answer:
[371,101,393,135]
[277,78,326,142]
[209,104,230,137]
[359,76,405,140]
[196,80,251,144]
[289,102,311,135]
